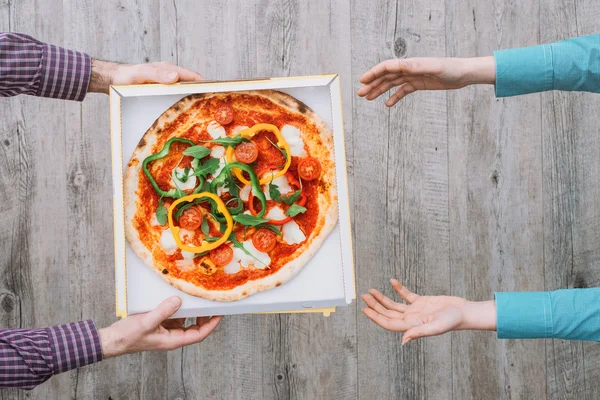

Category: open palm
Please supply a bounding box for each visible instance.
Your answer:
[362,279,468,344]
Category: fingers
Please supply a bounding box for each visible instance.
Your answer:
[129,62,203,84]
[361,293,404,318]
[362,307,410,332]
[368,289,408,312]
[360,59,406,84]
[391,279,419,304]
[155,62,204,82]
[163,316,223,349]
[386,83,418,107]
[143,296,182,329]
[402,318,445,345]
[357,73,402,97]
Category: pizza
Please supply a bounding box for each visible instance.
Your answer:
[123,90,338,301]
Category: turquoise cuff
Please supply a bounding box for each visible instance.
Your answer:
[495,291,553,339]
[494,44,553,97]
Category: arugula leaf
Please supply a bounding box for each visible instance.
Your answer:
[257,224,282,236]
[203,236,221,242]
[175,167,191,183]
[265,137,288,163]
[201,217,210,235]
[226,170,240,197]
[183,145,211,159]
[233,214,270,227]
[219,223,227,234]
[269,182,281,203]
[200,135,246,148]
[282,189,302,206]
[174,202,193,221]
[285,204,307,217]
[194,158,220,179]
[229,233,266,266]
[156,199,168,226]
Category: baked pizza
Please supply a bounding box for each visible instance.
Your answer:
[124,90,337,301]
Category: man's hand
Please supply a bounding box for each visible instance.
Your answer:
[89,59,203,94]
[98,296,222,358]
[357,56,496,107]
[362,279,496,344]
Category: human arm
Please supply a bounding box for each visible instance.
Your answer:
[0,296,221,389]
[358,34,600,105]
[362,280,600,343]
[0,32,202,100]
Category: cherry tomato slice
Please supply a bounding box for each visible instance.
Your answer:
[297,157,321,181]
[209,244,234,266]
[234,141,259,164]
[215,104,234,125]
[179,207,202,230]
[252,228,277,252]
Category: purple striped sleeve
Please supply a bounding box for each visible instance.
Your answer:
[0,32,91,101]
[0,320,103,390]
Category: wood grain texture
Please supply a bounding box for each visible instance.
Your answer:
[1,0,599,399]
[447,1,546,399]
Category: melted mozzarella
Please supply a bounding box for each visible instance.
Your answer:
[150,213,160,227]
[217,185,230,196]
[172,167,197,190]
[222,241,271,274]
[239,240,271,269]
[160,229,178,254]
[264,175,292,200]
[179,229,196,245]
[177,250,196,269]
[281,125,307,156]
[207,120,226,139]
[160,229,196,254]
[240,185,251,201]
[214,157,227,178]
[266,206,286,220]
[231,125,250,136]
[282,220,306,244]
[211,146,225,158]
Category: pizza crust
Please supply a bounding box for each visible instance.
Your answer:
[124,90,338,302]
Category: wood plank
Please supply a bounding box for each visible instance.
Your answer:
[255,1,356,399]
[539,2,586,399]
[381,1,452,399]
[61,0,163,398]
[446,1,546,399]
[160,2,265,399]
[0,1,71,399]
[570,2,600,398]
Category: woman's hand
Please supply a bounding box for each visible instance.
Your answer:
[357,56,496,106]
[362,279,496,344]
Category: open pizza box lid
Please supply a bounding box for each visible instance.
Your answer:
[110,75,355,318]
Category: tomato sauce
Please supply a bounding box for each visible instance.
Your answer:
[134,93,329,291]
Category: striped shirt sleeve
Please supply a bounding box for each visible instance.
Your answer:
[0,320,103,390]
[0,32,91,101]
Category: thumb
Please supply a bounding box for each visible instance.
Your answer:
[144,296,182,329]
[402,320,446,345]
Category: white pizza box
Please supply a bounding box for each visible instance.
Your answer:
[109,75,355,318]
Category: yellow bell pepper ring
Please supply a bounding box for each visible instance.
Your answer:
[226,123,292,185]
[167,192,233,253]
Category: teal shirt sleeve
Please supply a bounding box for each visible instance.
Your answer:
[495,288,600,341]
[494,34,600,97]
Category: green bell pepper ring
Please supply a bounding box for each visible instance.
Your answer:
[142,137,203,198]
[210,162,267,218]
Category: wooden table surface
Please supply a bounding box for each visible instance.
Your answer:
[1,1,599,399]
